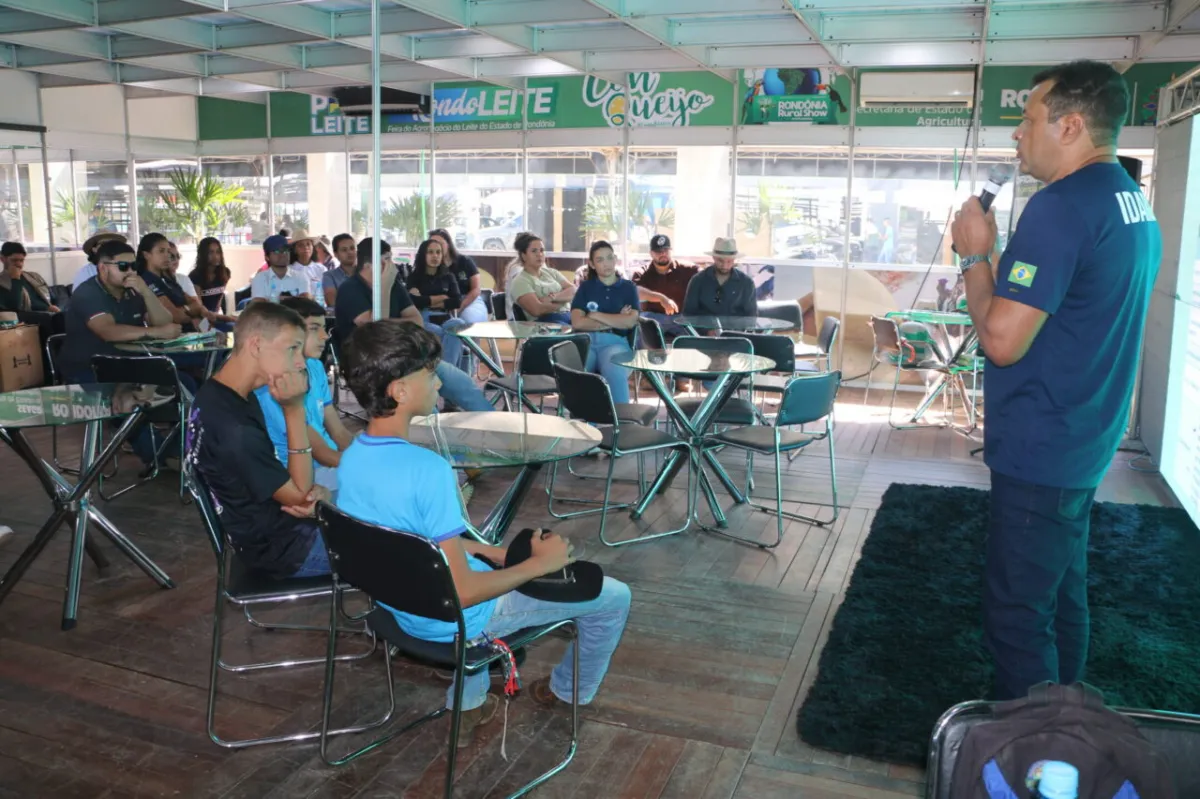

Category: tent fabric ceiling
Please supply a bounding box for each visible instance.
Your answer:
[0,0,1197,98]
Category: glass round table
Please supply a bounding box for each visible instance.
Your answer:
[612,349,776,530]
[0,383,176,630]
[451,320,570,380]
[116,331,234,378]
[671,315,795,334]
[410,411,602,543]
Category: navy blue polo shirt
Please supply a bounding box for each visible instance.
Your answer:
[571,276,639,317]
[984,162,1161,489]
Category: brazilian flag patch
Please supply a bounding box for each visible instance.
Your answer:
[1009,261,1037,288]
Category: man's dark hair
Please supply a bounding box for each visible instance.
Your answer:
[356,237,392,269]
[1,241,26,258]
[332,233,354,253]
[343,320,441,418]
[95,240,136,261]
[232,301,305,352]
[280,295,327,320]
[1032,60,1129,146]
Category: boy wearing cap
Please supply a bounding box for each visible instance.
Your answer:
[249,235,310,305]
[336,320,631,748]
[632,234,697,337]
[683,237,758,318]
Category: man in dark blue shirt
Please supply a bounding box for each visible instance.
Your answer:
[951,60,1161,701]
[682,237,757,318]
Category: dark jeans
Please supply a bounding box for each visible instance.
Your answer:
[984,470,1096,701]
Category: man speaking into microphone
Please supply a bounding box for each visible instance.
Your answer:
[950,60,1160,701]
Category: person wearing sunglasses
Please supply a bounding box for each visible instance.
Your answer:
[248,234,310,306]
[682,236,758,318]
[59,239,180,382]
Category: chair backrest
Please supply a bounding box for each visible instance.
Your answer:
[721,331,793,373]
[49,283,73,305]
[183,465,228,563]
[479,287,494,318]
[518,333,590,378]
[45,333,66,384]
[318,502,466,626]
[673,335,752,356]
[777,370,841,428]
[817,316,840,355]
[510,301,530,322]
[638,317,667,350]
[868,315,903,356]
[489,290,506,320]
[233,285,252,308]
[756,301,802,330]
[90,354,182,392]
[547,338,585,373]
[551,357,618,426]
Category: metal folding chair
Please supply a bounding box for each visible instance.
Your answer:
[862,315,950,429]
[185,468,386,750]
[316,502,580,797]
[485,333,589,413]
[705,371,841,547]
[795,316,840,373]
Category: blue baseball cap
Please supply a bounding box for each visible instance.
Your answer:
[263,234,290,254]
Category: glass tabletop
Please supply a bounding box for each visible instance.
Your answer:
[453,320,570,340]
[115,331,234,354]
[0,383,174,429]
[614,349,776,375]
[887,310,972,326]
[410,411,601,468]
[672,315,794,332]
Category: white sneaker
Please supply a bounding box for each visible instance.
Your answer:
[0,526,13,546]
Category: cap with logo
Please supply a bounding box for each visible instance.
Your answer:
[263,234,290,254]
[650,234,671,252]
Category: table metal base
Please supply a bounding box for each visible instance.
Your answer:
[0,412,175,630]
[460,462,545,545]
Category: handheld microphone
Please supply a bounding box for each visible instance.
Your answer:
[952,164,1014,254]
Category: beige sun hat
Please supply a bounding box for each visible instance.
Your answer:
[706,236,742,259]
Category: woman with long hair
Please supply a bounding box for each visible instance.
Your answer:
[406,237,469,368]
[136,232,192,329]
[570,240,637,403]
[428,228,487,324]
[189,237,233,314]
[506,231,573,323]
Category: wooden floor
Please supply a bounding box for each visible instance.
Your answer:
[0,387,1176,798]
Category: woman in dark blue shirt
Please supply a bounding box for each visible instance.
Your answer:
[570,240,638,404]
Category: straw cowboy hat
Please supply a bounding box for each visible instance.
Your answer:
[706,236,742,259]
[82,231,126,258]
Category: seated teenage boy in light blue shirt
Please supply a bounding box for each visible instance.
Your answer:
[335,319,632,749]
[254,296,354,491]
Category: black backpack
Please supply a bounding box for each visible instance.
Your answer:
[949,683,1176,798]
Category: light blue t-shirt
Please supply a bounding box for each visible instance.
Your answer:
[336,435,496,643]
[253,358,337,464]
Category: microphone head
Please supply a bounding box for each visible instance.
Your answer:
[987,164,1014,187]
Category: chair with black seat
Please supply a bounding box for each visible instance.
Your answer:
[863,315,948,429]
[796,316,840,373]
[755,300,802,331]
[926,697,1200,799]
[315,502,580,792]
[510,302,530,322]
[551,337,656,428]
[705,371,840,546]
[548,342,692,547]
[490,290,507,321]
[90,354,187,501]
[672,335,760,427]
[327,325,366,422]
[485,333,588,412]
[479,287,494,318]
[721,331,794,422]
[186,468,387,750]
[233,284,252,310]
[638,316,667,351]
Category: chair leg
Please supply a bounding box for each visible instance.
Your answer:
[600,447,692,547]
[547,451,635,520]
[221,599,376,673]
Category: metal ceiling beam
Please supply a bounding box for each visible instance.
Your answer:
[534,25,657,53]
[0,30,112,60]
[622,0,789,14]
[215,23,322,50]
[576,0,732,81]
[989,3,1165,39]
[988,36,1138,64]
[1120,0,1200,69]
[781,0,846,73]
[107,18,215,52]
[0,10,80,34]
[1140,32,1200,59]
[580,50,697,72]
[671,16,814,48]
[410,33,525,59]
[821,9,983,42]
[468,0,608,27]
[331,8,458,38]
[708,44,835,69]
[840,40,980,66]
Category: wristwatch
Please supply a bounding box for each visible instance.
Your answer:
[959,254,989,276]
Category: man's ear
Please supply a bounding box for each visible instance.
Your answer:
[1056,112,1087,146]
[387,377,406,407]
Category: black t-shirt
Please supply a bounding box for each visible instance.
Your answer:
[450,253,479,296]
[190,269,229,313]
[60,276,148,380]
[334,273,414,344]
[186,379,317,577]
[407,268,462,310]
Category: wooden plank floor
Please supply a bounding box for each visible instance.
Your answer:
[0,387,1175,798]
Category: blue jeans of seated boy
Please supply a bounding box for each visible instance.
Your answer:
[435,360,492,412]
[452,577,631,710]
[584,331,632,404]
[424,311,469,370]
[459,296,489,325]
[291,526,330,577]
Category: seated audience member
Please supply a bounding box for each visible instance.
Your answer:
[408,237,469,368]
[171,241,235,334]
[507,232,574,323]
[682,237,758,318]
[633,234,697,338]
[189,237,237,326]
[337,320,631,744]
[250,235,309,304]
[61,239,182,469]
[314,235,336,270]
[254,297,352,492]
[428,228,487,324]
[570,241,637,403]
[187,302,330,578]
[290,232,327,299]
[136,233,194,331]
[335,238,492,413]
[73,232,127,291]
[321,233,357,308]
[0,242,58,313]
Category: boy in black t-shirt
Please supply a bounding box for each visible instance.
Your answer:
[186,302,332,578]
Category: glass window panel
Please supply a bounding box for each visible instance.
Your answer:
[135,158,199,240]
[76,160,131,240]
[349,150,433,248]
[436,149,522,254]
[629,146,731,259]
[527,148,620,258]
[201,155,270,244]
